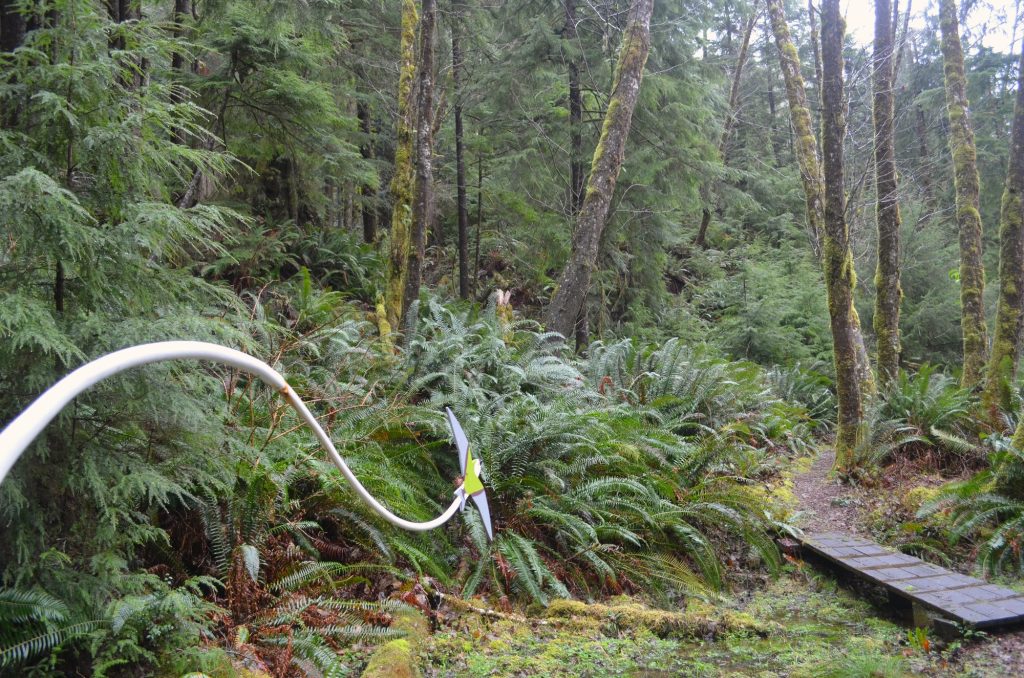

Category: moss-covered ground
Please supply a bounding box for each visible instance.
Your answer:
[419,571,967,677]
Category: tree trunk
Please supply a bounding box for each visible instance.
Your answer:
[401,0,436,326]
[170,0,189,71]
[475,153,483,298]
[695,0,757,251]
[766,0,875,397]
[383,0,419,334]
[357,101,378,244]
[544,0,653,339]
[565,0,584,217]
[821,0,864,470]
[984,37,1024,422]
[807,0,823,160]
[767,0,825,258]
[0,0,26,54]
[719,2,758,160]
[453,9,470,299]
[0,0,27,128]
[872,0,903,387]
[940,0,989,389]
[915,104,935,217]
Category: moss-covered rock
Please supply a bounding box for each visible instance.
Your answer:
[361,639,419,678]
[359,610,430,678]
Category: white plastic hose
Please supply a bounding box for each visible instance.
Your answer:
[0,341,462,532]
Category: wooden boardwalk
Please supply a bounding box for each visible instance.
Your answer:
[794,532,1024,629]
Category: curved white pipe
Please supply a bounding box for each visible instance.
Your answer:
[0,341,462,532]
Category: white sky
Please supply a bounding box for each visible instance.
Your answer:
[843,0,1020,54]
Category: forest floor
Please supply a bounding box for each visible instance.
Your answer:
[787,448,1024,677]
[401,448,1024,677]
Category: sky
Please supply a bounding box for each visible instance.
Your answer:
[843,0,1020,54]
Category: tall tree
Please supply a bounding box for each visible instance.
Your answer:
[397,0,434,327]
[402,0,437,324]
[821,0,864,470]
[452,3,470,299]
[0,0,26,54]
[1,0,27,128]
[940,0,989,388]
[694,0,758,250]
[358,101,378,244]
[873,0,903,387]
[984,37,1024,420]
[765,0,874,395]
[565,0,584,217]
[383,0,419,334]
[544,0,654,340]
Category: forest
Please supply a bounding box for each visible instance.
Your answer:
[3,0,1024,675]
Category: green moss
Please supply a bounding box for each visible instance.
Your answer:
[545,598,777,639]
[361,639,419,678]
[382,0,419,333]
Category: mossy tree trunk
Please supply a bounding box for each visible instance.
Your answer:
[453,5,470,299]
[872,0,903,388]
[544,0,653,339]
[766,0,875,398]
[984,38,1024,422]
[383,0,419,335]
[402,0,437,327]
[821,0,864,470]
[940,0,989,389]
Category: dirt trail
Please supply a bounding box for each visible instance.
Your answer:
[789,448,867,535]
[789,448,1024,676]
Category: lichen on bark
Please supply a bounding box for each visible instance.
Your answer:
[766,0,875,405]
[544,0,654,339]
[984,37,1024,421]
[872,0,903,388]
[939,0,989,389]
[383,0,419,335]
[820,0,864,470]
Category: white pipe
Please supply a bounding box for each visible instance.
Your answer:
[0,341,462,532]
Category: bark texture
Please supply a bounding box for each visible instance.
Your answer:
[383,0,419,334]
[1,0,26,54]
[821,0,864,469]
[453,9,470,299]
[0,0,27,128]
[358,101,378,244]
[402,0,437,325]
[544,0,653,339]
[767,0,874,396]
[939,0,988,389]
[565,0,584,216]
[872,0,903,387]
[984,38,1024,421]
[766,0,824,258]
[719,3,758,159]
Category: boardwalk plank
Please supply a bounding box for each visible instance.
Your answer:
[795,531,1024,629]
